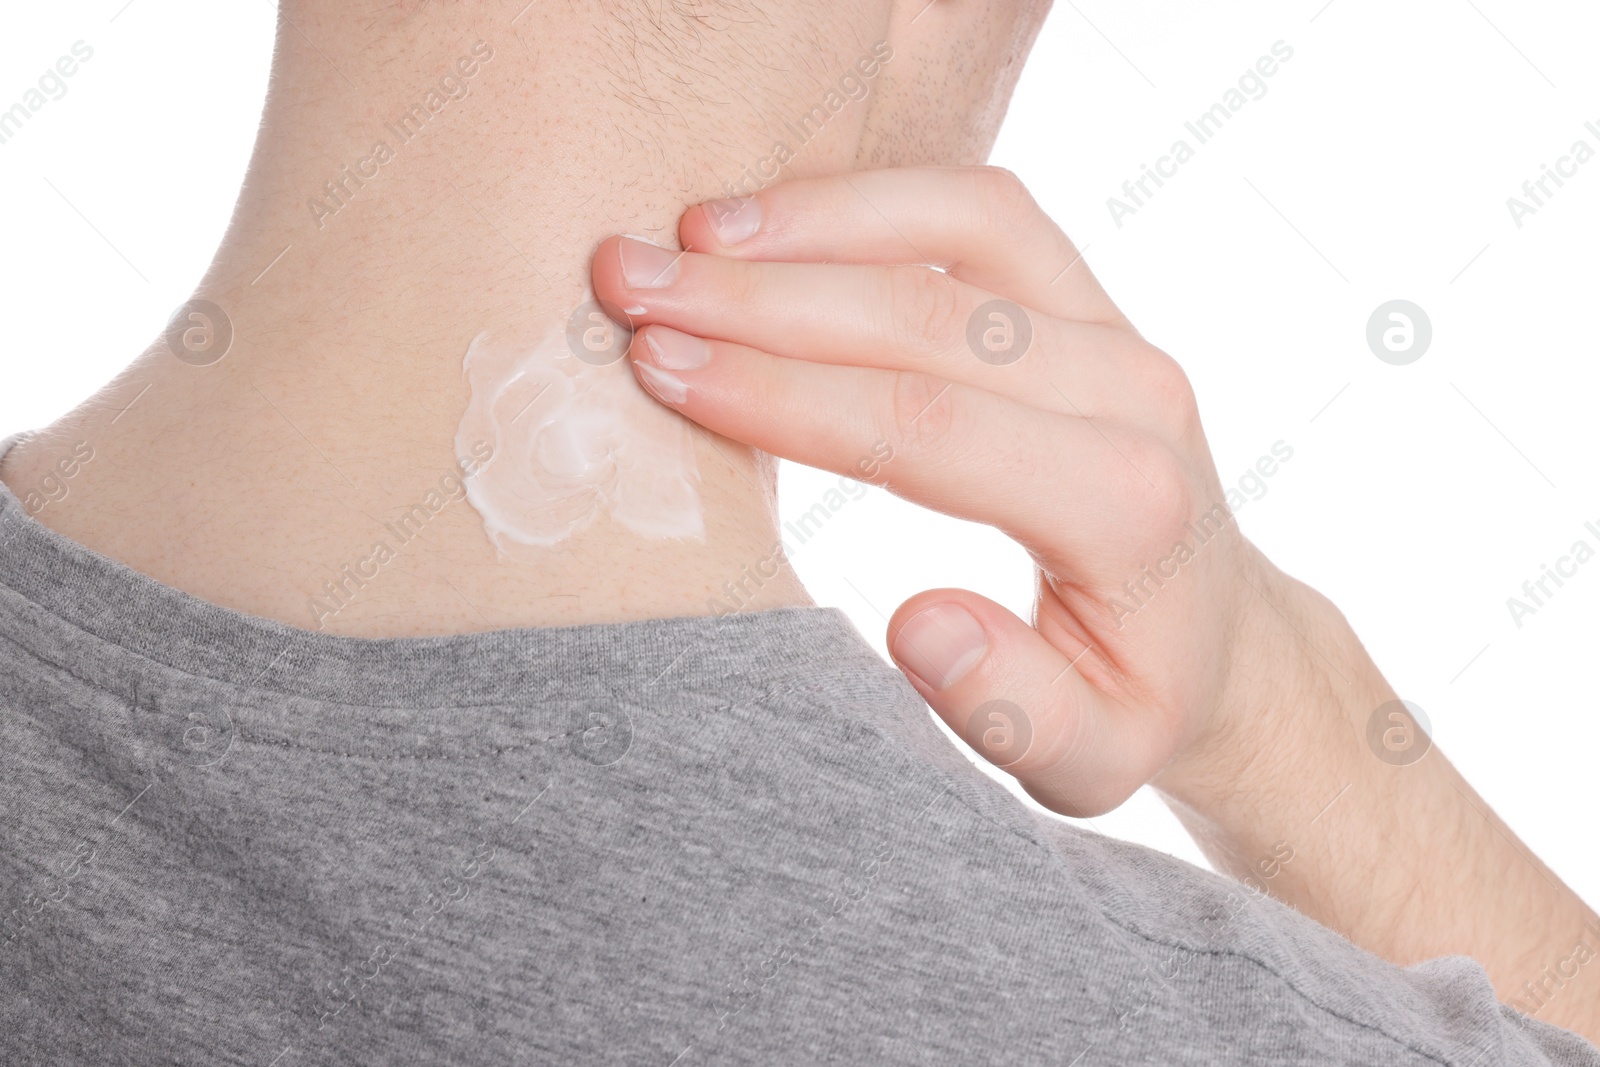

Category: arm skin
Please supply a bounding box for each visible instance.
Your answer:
[589,166,1600,1046]
[1161,553,1600,1041]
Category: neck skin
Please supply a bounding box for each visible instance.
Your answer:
[2,2,922,635]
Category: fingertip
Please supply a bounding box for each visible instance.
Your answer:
[590,235,631,316]
[888,589,1013,656]
[677,206,713,252]
[593,295,639,336]
[889,596,990,693]
[680,196,764,252]
[633,324,712,371]
[633,362,690,406]
[888,590,1117,793]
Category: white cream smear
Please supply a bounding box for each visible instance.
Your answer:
[453,313,704,556]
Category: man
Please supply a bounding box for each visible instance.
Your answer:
[0,1,1593,1063]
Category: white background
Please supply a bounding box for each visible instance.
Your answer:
[2,2,1597,900]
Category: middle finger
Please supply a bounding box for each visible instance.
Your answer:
[592,236,1159,419]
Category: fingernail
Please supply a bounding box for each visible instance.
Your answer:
[644,327,711,370]
[704,198,762,246]
[636,363,688,404]
[619,238,683,289]
[892,604,987,691]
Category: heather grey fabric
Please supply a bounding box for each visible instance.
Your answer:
[0,433,1593,1066]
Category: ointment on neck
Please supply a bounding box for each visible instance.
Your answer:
[453,308,705,557]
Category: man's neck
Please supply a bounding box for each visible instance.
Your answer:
[1,2,896,635]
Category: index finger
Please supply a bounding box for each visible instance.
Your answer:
[679,166,1124,326]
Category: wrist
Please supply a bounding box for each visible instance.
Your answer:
[1153,548,1392,852]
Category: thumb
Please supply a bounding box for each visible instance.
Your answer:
[886,589,1164,818]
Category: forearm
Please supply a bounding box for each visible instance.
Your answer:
[1156,556,1600,1043]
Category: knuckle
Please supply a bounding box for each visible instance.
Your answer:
[883,370,958,455]
[1108,431,1194,531]
[972,165,1038,227]
[1143,450,1199,532]
[1134,346,1202,437]
[719,255,763,310]
[883,264,963,355]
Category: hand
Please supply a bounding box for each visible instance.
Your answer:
[590,167,1283,817]
[588,171,1600,1046]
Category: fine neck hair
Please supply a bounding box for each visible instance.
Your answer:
[1,0,1046,636]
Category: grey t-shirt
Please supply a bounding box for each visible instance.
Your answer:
[0,441,1592,1065]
